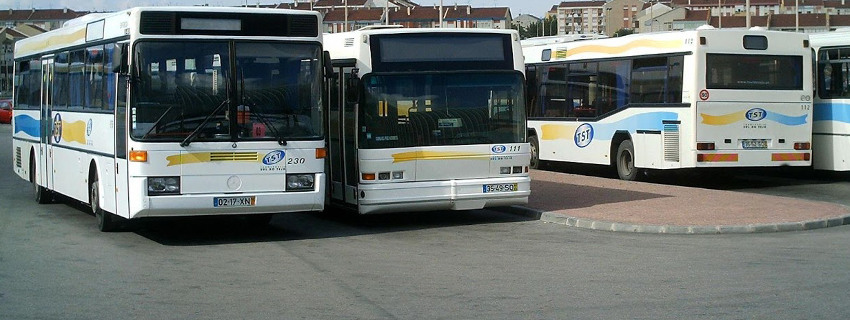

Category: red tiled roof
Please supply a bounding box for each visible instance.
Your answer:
[771,13,829,26]
[323,7,384,21]
[557,1,607,8]
[443,6,509,19]
[670,0,779,6]
[0,9,86,21]
[796,0,825,6]
[824,0,850,8]
[313,0,369,7]
[707,15,768,27]
[682,9,710,21]
[1,27,28,38]
[830,14,850,25]
[388,6,440,21]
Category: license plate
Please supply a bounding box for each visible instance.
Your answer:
[742,139,768,149]
[483,183,518,193]
[213,196,256,207]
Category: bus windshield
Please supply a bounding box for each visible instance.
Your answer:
[359,72,525,149]
[131,41,323,142]
[706,54,803,90]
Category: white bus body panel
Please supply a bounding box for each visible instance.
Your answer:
[126,142,325,218]
[810,31,850,171]
[524,29,812,172]
[357,144,530,214]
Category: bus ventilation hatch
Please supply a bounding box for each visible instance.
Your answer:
[209,152,259,162]
[15,147,21,168]
[663,123,680,162]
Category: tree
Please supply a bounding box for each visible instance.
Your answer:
[513,16,558,40]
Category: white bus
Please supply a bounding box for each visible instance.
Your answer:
[12,7,329,231]
[810,30,850,171]
[323,27,530,214]
[523,27,813,180]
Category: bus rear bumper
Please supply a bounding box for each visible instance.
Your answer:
[356,176,530,214]
[129,188,325,219]
[693,150,811,167]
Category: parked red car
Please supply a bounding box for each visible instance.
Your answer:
[0,99,11,124]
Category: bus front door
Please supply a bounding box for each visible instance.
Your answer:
[40,59,54,191]
[327,65,359,207]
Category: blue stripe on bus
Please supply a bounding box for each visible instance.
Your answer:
[593,111,679,139]
[13,114,40,138]
[765,112,808,126]
[814,102,850,123]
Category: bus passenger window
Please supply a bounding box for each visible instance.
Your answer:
[539,65,567,117]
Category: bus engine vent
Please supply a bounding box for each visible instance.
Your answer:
[15,147,21,168]
[287,15,319,37]
[140,12,177,34]
[209,152,259,162]
[663,123,680,162]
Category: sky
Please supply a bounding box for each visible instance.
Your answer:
[0,0,556,18]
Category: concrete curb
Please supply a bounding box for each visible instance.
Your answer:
[497,205,850,234]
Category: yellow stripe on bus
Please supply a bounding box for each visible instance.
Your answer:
[559,39,683,59]
[391,151,490,163]
[17,28,87,57]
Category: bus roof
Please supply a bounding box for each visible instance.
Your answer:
[522,28,809,64]
[809,30,850,49]
[14,6,321,59]
[324,27,519,61]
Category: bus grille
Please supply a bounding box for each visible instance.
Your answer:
[209,152,259,162]
[288,15,319,37]
[663,123,680,162]
[15,147,21,168]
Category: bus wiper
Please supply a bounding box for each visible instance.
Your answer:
[142,105,177,139]
[248,106,287,146]
[180,99,229,147]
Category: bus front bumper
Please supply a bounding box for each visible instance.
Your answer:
[356,176,530,214]
[129,184,325,219]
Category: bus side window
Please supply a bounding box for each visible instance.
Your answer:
[597,59,630,115]
[568,62,598,118]
[539,64,567,118]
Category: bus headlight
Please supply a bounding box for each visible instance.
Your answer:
[148,176,180,196]
[286,174,315,191]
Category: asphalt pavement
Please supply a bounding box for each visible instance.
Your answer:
[502,169,850,234]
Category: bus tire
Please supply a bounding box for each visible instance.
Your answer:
[90,174,119,232]
[616,140,638,181]
[529,135,541,169]
[31,157,51,204]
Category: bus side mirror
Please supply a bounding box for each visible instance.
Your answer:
[345,68,360,103]
[113,43,129,74]
[323,51,336,79]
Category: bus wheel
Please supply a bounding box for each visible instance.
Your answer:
[616,140,638,181]
[529,135,541,169]
[31,158,51,204]
[90,175,119,232]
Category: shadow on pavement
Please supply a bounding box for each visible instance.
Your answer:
[129,206,536,246]
[541,161,841,191]
[530,180,671,212]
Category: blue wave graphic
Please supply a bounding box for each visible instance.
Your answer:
[593,112,679,140]
[13,115,40,138]
[814,102,850,123]
[764,112,808,126]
